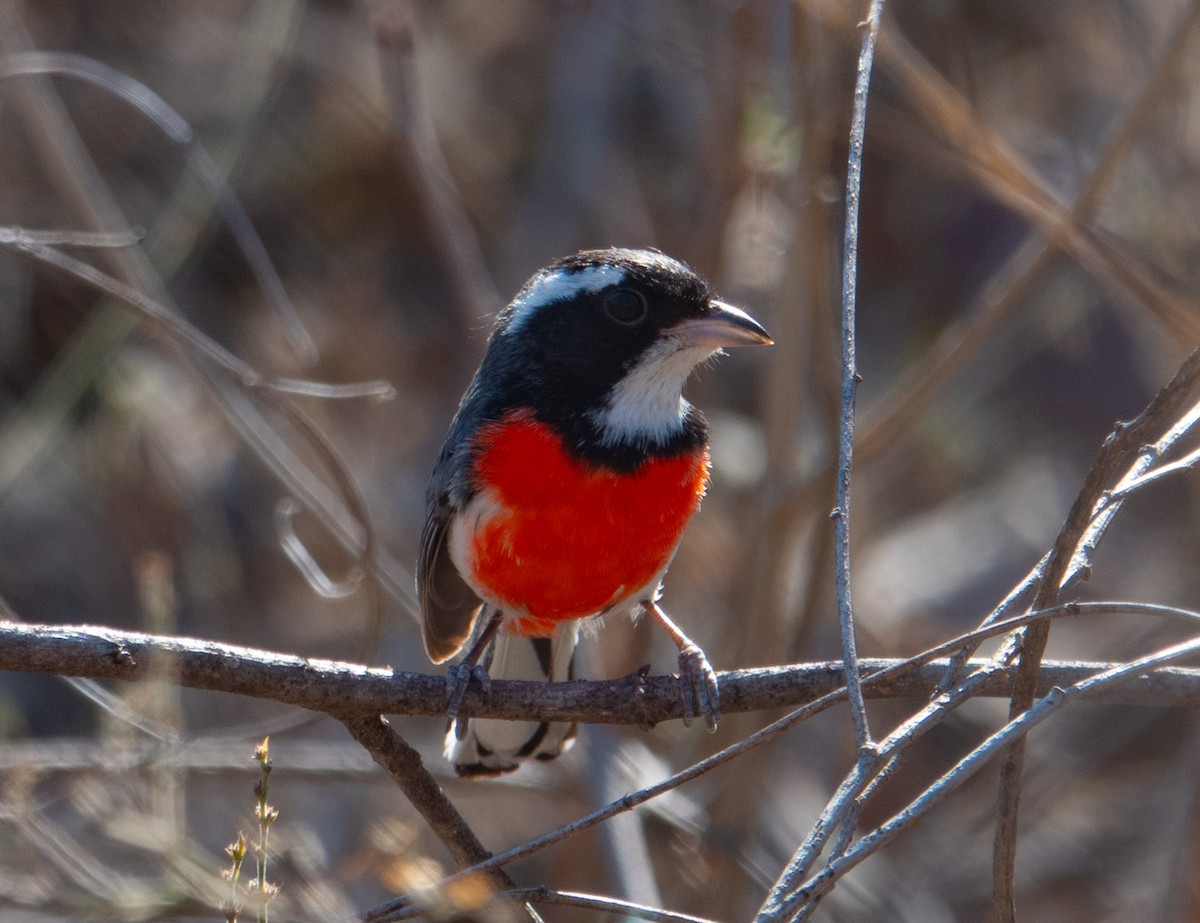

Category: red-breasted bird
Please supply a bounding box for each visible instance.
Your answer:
[418,248,772,777]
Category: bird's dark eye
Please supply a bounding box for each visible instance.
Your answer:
[603,288,648,325]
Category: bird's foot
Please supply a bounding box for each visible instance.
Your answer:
[446,661,492,740]
[641,599,721,732]
[677,642,720,732]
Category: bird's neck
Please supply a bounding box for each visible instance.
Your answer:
[588,341,715,449]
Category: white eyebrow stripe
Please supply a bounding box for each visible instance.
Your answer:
[503,264,626,334]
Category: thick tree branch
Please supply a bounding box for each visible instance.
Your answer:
[4,622,1200,721]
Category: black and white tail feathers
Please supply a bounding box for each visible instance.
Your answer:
[447,620,580,778]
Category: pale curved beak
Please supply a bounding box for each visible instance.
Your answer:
[672,300,773,349]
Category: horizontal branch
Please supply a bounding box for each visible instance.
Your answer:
[2,622,1200,723]
[0,737,380,774]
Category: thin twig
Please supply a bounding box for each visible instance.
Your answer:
[1106,442,1200,503]
[870,5,1200,344]
[756,657,1009,922]
[778,634,1200,917]
[0,225,143,248]
[2,238,390,402]
[347,601,1200,923]
[989,348,1200,921]
[0,51,319,363]
[765,6,889,917]
[1073,388,1200,584]
[774,0,1200,551]
[832,0,886,759]
[0,13,409,650]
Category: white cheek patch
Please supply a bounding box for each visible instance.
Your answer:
[504,264,626,335]
[590,338,717,446]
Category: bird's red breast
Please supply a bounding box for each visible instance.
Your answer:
[459,410,709,636]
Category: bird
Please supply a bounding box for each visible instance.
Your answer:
[418,247,772,777]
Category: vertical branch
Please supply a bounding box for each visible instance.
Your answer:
[833,0,887,755]
[755,4,887,919]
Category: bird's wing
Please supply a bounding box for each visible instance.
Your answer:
[418,488,483,664]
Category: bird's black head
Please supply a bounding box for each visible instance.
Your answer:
[472,248,771,468]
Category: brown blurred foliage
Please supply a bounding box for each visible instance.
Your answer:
[2,1,1200,920]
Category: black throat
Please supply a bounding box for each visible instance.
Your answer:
[466,339,709,473]
[538,402,709,473]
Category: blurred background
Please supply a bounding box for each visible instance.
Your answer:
[2,0,1200,920]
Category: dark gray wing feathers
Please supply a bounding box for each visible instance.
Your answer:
[418,390,493,664]
[417,498,481,663]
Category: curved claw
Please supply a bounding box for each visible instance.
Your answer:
[445,663,471,718]
[677,643,721,732]
[442,608,503,738]
[446,663,491,716]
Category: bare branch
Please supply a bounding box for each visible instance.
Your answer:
[0,50,319,363]
[864,6,1200,344]
[758,661,1009,922]
[341,714,510,886]
[831,0,887,756]
[5,606,1200,723]
[775,634,1200,916]
[6,598,1200,921]
[774,0,1200,548]
[761,4,889,916]
[990,346,1200,921]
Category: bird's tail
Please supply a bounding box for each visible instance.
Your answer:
[446,619,579,778]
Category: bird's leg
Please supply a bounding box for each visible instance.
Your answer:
[642,600,720,732]
[446,606,503,737]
